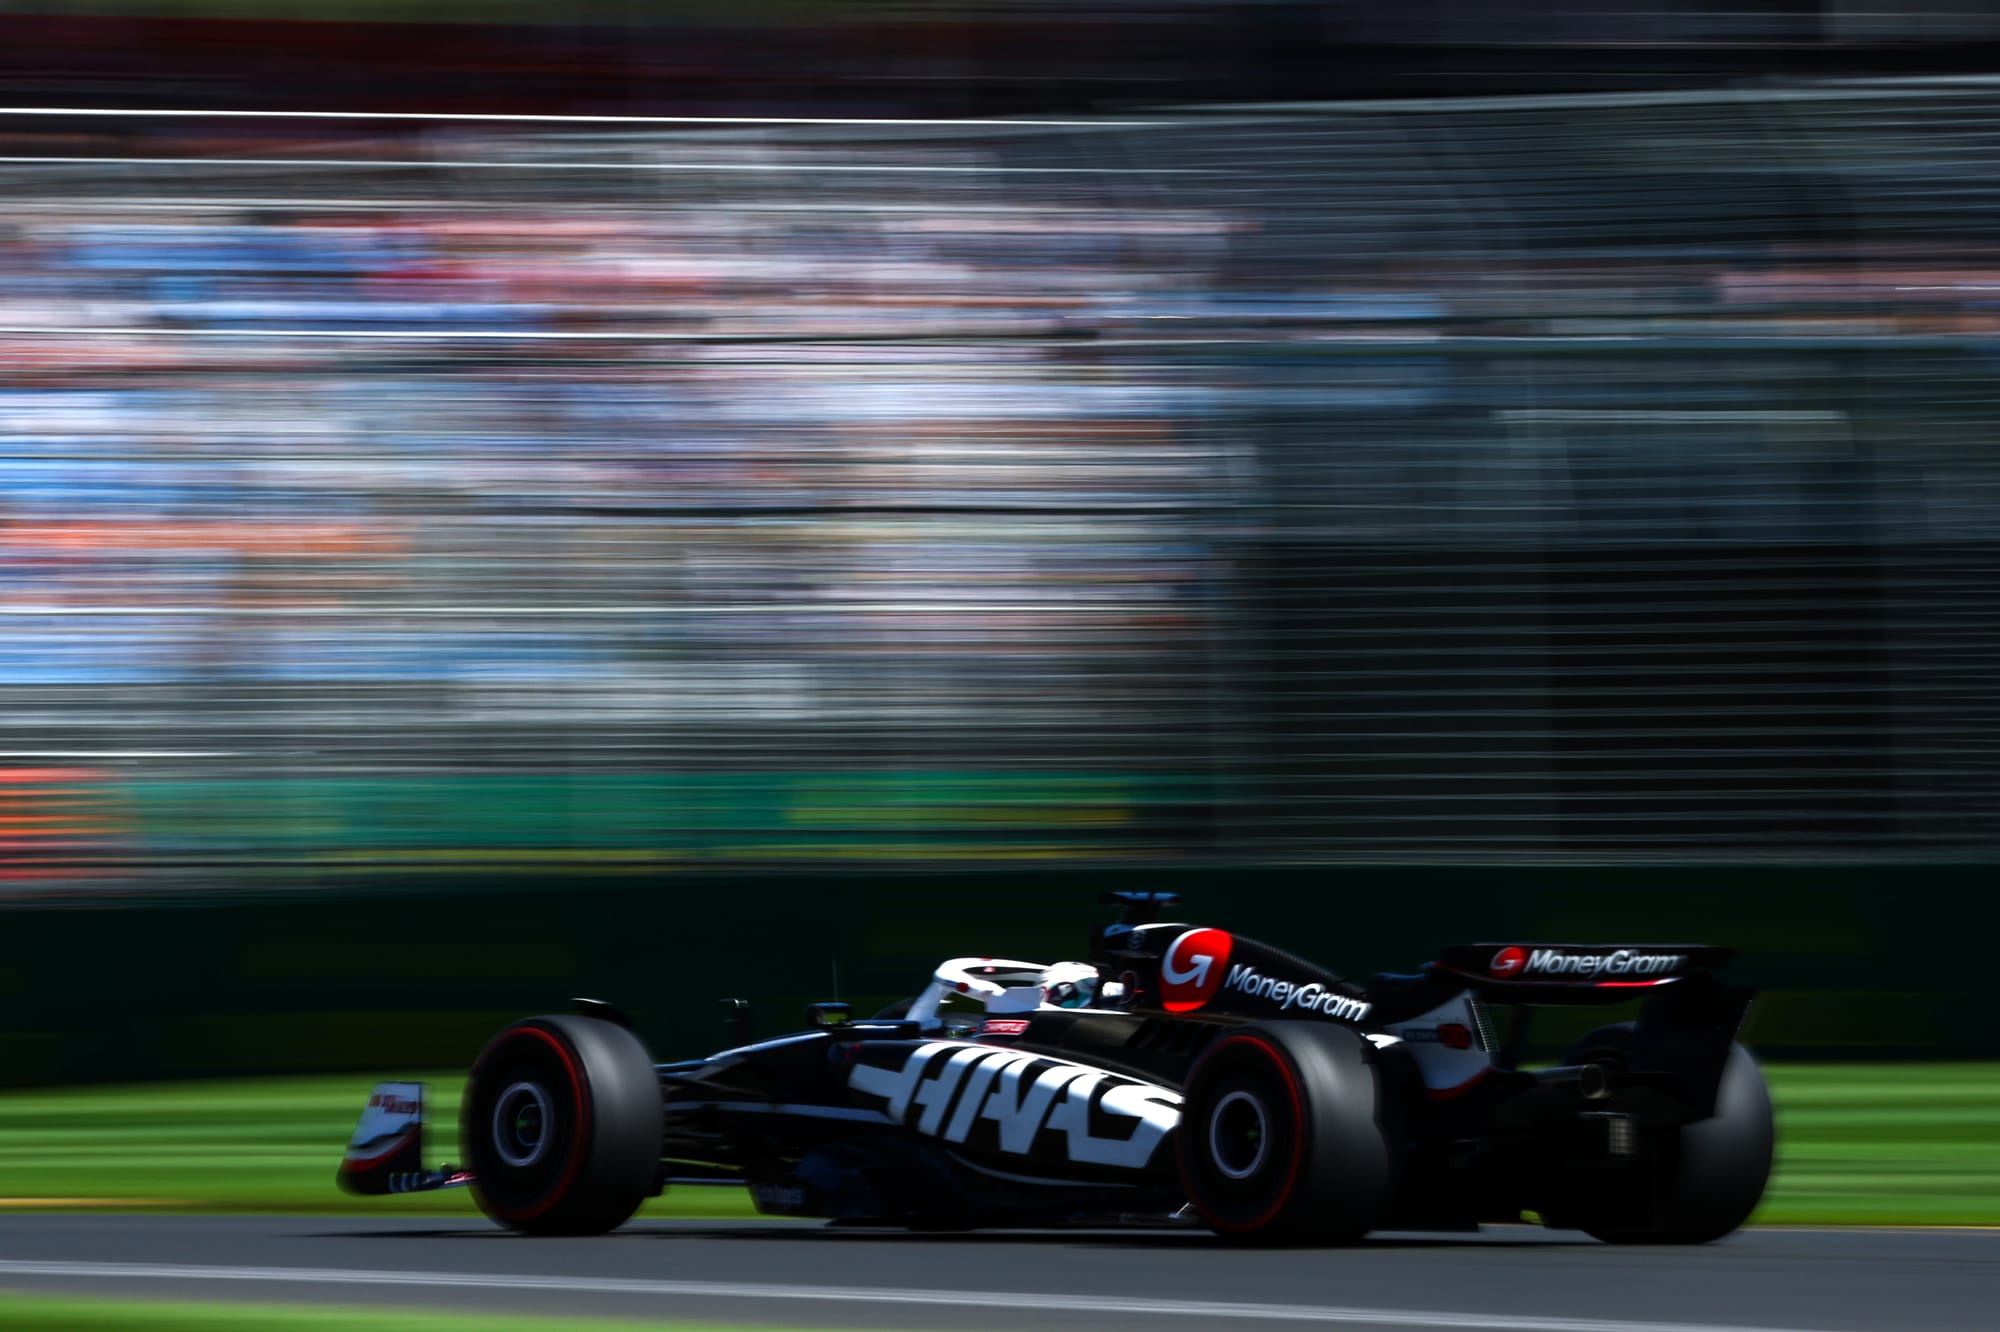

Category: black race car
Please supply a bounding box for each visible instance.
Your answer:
[340,892,1773,1244]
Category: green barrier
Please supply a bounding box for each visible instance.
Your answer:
[1,862,1992,1087]
[116,772,1212,860]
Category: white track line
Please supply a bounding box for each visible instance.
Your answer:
[0,1259,1836,1332]
[0,106,1169,128]
[0,156,1187,173]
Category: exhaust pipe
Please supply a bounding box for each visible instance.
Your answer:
[1531,1062,1614,1101]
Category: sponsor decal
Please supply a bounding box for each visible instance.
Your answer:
[1221,962,1373,1023]
[749,1181,809,1212]
[847,1041,1179,1170]
[979,1018,1031,1037]
[347,1081,424,1152]
[1159,928,1232,1012]
[1491,947,1686,980]
[1398,1023,1473,1049]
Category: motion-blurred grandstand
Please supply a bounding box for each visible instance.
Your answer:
[7,6,2000,892]
[0,87,1988,882]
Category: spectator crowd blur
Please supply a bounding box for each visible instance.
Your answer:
[9,79,2000,880]
[0,123,1236,689]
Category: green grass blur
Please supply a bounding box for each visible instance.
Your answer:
[0,1294,838,1332]
[0,1072,752,1220]
[0,1064,1994,1225]
[1759,1063,2000,1226]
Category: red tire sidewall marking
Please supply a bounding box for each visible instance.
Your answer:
[1192,1033,1306,1234]
[492,1024,590,1223]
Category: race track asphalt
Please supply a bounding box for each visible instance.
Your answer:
[0,1215,1993,1332]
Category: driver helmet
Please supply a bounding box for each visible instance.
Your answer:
[1039,960,1099,1009]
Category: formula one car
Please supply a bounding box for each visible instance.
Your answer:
[340,892,1773,1244]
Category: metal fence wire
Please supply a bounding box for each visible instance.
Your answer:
[3,82,2000,880]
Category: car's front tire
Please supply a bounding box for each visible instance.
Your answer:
[1175,1022,1395,1244]
[462,1015,661,1235]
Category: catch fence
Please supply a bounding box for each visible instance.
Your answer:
[3,84,2000,881]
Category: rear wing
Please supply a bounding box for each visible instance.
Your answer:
[1429,944,1734,1003]
[1429,944,1755,1116]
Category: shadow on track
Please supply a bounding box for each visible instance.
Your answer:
[299,1222,1595,1250]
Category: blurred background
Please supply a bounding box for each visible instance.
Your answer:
[6,0,2000,1084]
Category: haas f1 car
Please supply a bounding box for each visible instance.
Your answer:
[340,893,1773,1244]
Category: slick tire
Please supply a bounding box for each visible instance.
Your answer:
[1176,1022,1396,1245]
[1562,1022,1773,1245]
[462,1015,662,1236]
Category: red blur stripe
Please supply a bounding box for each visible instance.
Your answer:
[1424,1068,1491,1102]
[0,763,131,869]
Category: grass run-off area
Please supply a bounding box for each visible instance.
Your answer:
[0,1063,1995,1226]
[0,1294,837,1332]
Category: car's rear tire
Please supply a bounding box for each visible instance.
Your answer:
[462,1015,661,1235]
[1175,1022,1395,1244]
[1560,1022,1773,1245]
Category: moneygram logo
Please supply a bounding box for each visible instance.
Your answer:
[1489,946,1684,980]
[1160,928,1232,1012]
[1524,948,1683,979]
[1223,963,1373,1023]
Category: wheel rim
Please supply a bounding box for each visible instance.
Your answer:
[492,1080,555,1168]
[1208,1088,1271,1181]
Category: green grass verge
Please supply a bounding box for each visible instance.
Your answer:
[0,1071,753,1220]
[0,1293,838,1332]
[0,1063,1995,1226]
[1755,1062,2000,1226]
